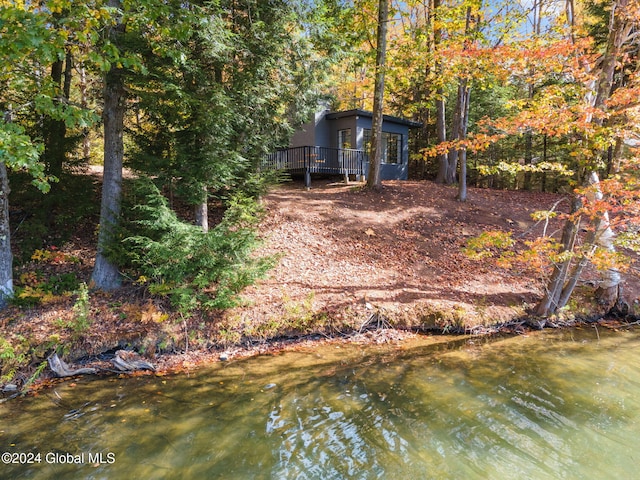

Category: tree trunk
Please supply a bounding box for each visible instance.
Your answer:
[43,52,73,221]
[0,161,12,308]
[523,127,533,190]
[194,186,209,232]
[456,80,471,202]
[433,0,451,185]
[607,137,623,176]
[589,171,623,307]
[538,172,622,315]
[44,57,68,180]
[366,0,389,190]
[541,134,548,191]
[575,0,629,306]
[458,149,467,201]
[91,0,125,290]
[535,196,582,316]
[434,90,448,184]
[523,0,542,191]
[447,7,474,188]
[446,105,459,184]
[80,66,91,161]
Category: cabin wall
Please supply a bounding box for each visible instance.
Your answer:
[291,109,333,148]
[327,116,357,149]
[290,122,315,148]
[352,117,409,181]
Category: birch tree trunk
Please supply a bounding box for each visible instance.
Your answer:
[589,171,623,306]
[535,0,633,316]
[366,0,389,190]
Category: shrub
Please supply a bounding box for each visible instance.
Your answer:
[115,181,275,314]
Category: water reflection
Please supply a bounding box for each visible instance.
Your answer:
[2,327,640,479]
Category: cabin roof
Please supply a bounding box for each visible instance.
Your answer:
[325,109,422,129]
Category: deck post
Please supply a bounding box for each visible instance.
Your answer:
[341,150,349,184]
[304,146,311,187]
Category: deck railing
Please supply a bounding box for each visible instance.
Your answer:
[263,146,366,178]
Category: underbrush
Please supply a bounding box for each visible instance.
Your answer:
[2,171,278,390]
[109,180,276,314]
[9,171,98,263]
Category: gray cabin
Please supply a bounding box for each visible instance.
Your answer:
[264,108,421,186]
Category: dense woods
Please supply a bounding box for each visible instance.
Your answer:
[1,0,335,308]
[1,0,639,387]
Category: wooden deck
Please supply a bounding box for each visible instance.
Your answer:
[263,146,366,186]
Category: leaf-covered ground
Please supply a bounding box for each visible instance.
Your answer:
[3,178,639,391]
[233,180,592,330]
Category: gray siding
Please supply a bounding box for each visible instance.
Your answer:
[289,108,419,181]
[290,122,315,148]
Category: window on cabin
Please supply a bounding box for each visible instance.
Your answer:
[363,128,371,156]
[363,129,402,164]
[385,132,401,164]
[338,129,352,149]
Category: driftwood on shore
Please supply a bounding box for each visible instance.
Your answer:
[48,353,97,377]
[48,350,156,378]
[111,350,156,372]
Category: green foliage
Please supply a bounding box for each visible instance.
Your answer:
[413,302,472,333]
[11,220,48,263]
[12,265,81,307]
[0,1,101,184]
[126,0,335,210]
[70,282,91,334]
[281,292,321,333]
[463,231,515,260]
[21,360,48,392]
[43,273,81,295]
[0,121,48,192]
[116,181,274,314]
[476,160,574,180]
[616,231,640,253]
[234,170,286,201]
[0,336,28,384]
[10,238,83,307]
[530,210,558,222]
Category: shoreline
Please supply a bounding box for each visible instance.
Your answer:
[3,180,639,396]
[5,306,638,400]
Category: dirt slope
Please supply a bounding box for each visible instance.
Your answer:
[227,180,581,332]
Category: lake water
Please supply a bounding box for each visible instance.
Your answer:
[1,326,639,479]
